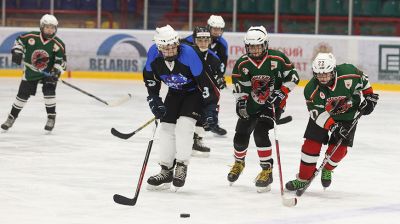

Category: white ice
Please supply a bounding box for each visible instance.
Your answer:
[0,78,399,224]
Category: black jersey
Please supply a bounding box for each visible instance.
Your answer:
[143,44,219,107]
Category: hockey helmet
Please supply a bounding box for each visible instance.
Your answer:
[193,26,211,52]
[207,15,225,40]
[40,14,58,39]
[244,26,269,60]
[312,53,337,86]
[154,25,180,61]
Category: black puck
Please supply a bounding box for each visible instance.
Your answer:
[180,213,190,218]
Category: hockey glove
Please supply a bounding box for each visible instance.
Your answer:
[203,104,218,130]
[147,96,166,119]
[216,76,227,89]
[330,122,349,141]
[359,93,379,115]
[267,89,287,109]
[236,96,249,119]
[11,49,23,65]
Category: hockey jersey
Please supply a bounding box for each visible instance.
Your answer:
[13,31,66,81]
[304,63,373,129]
[143,44,219,107]
[232,49,299,115]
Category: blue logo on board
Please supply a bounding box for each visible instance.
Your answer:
[90,34,147,72]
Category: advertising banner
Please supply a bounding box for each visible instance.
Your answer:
[1,27,399,83]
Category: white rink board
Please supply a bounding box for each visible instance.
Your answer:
[0,27,400,82]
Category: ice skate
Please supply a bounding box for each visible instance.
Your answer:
[44,114,56,132]
[173,162,188,190]
[255,163,273,193]
[227,160,245,186]
[147,165,173,191]
[192,133,210,158]
[211,124,227,136]
[1,114,15,132]
[321,168,333,189]
[285,178,308,191]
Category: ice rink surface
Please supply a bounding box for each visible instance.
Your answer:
[1,78,399,224]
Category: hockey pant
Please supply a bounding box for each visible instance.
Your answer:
[233,118,273,167]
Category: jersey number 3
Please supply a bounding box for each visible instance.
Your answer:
[202,87,210,98]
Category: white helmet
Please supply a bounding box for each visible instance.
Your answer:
[207,15,225,28]
[153,24,180,48]
[244,26,269,59]
[312,53,336,74]
[312,53,337,85]
[40,14,58,39]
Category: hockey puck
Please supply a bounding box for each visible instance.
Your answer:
[180,213,190,218]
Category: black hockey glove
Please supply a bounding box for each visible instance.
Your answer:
[147,96,166,119]
[330,122,349,141]
[236,96,249,119]
[11,49,23,65]
[216,76,227,89]
[359,93,379,115]
[267,89,287,109]
[203,104,218,130]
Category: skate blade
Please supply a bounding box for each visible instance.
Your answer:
[1,129,8,133]
[44,130,53,135]
[173,186,181,192]
[191,150,210,158]
[256,185,271,193]
[146,183,171,191]
[229,181,234,186]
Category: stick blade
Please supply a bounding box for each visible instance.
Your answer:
[111,128,134,140]
[282,197,297,207]
[276,115,293,125]
[108,94,132,107]
[113,194,137,206]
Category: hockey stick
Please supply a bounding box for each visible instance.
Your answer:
[113,119,158,206]
[111,117,156,140]
[276,115,292,125]
[23,62,131,106]
[296,109,365,197]
[272,107,297,207]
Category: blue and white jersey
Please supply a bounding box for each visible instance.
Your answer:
[143,44,219,106]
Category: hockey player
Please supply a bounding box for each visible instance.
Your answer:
[1,14,66,132]
[207,15,228,79]
[183,26,227,138]
[285,53,379,191]
[144,25,219,190]
[184,26,227,156]
[228,26,299,192]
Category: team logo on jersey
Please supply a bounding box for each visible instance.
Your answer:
[344,80,352,89]
[31,50,49,70]
[242,67,249,75]
[271,61,278,70]
[325,96,352,115]
[160,73,190,90]
[251,75,271,104]
[320,92,325,99]
[28,38,35,46]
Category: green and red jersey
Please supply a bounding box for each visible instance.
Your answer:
[231,49,300,115]
[304,63,374,129]
[13,31,66,81]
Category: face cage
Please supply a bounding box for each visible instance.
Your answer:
[40,25,57,39]
[208,26,224,40]
[158,43,180,62]
[313,70,336,86]
[245,42,268,60]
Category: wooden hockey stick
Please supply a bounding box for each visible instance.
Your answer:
[111,117,156,140]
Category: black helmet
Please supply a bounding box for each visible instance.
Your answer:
[193,26,211,39]
[193,26,211,52]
